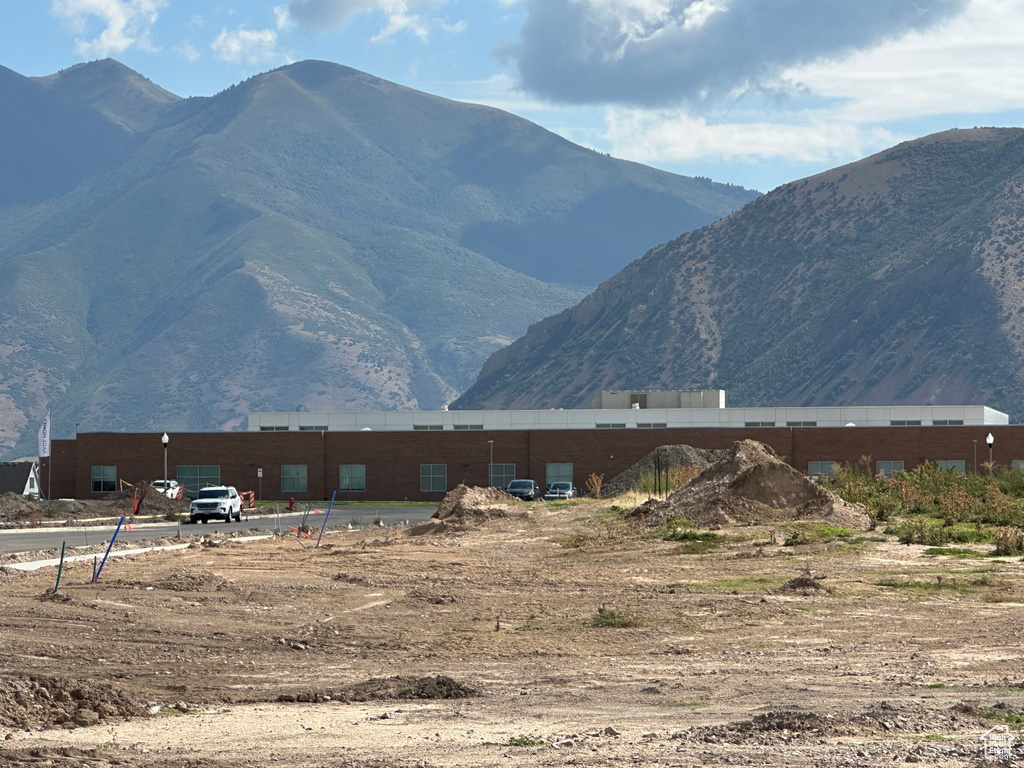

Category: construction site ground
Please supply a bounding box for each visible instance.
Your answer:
[2,495,1024,767]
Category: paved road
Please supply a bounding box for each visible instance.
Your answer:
[0,506,435,554]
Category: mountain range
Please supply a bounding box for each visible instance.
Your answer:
[453,128,1024,421]
[0,58,755,459]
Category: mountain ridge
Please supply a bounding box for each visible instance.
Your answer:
[0,58,756,458]
[452,127,1024,419]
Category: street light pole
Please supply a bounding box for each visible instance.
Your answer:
[162,433,169,490]
[987,432,995,473]
[488,440,494,487]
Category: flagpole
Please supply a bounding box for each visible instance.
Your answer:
[38,409,51,506]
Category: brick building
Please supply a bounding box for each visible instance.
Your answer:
[41,394,1020,501]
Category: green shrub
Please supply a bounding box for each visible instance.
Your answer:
[591,606,642,628]
[506,735,546,747]
[993,527,1024,556]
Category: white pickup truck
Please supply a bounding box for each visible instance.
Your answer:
[189,486,242,524]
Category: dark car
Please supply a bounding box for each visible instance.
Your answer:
[506,479,542,501]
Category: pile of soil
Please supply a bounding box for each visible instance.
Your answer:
[684,701,987,747]
[93,485,189,517]
[413,484,522,534]
[0,492,45,524]
[778,572,830,594]
[629,440,871,530]
[603,445,726,497]
[0,675,150,729]
[279,676,477,704]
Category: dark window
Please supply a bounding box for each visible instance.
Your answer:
[178,465,221,495]
[339,465,366,492]
[282,465,308,493]
[420,464,447,492]
[91,465,116,493]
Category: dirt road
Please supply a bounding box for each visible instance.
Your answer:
[2,499,1023,766]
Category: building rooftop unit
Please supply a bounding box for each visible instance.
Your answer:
[248,403,1009,432]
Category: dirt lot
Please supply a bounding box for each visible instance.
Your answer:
[2,494,1024,766]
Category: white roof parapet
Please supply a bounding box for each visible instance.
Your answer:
[248,403,1009,432]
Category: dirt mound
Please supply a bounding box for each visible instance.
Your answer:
[421,484,522,532]
[0,492,44,523]
[603,444,726,497]
[0,675,150,729]
[778,573,830,594]
[278,676,477,704]
[95,485,188,517]
[629,440,871,530]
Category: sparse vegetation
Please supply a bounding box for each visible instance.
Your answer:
[505,735,546,747]
[823,461,1024,555]
[591,606,642,628]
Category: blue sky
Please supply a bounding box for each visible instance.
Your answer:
[5,0,1024,192]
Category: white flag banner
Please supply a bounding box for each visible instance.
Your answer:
[38,409,51,458]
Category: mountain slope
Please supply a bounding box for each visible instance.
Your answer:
[452,128,1024,419]
[0,59,755,458]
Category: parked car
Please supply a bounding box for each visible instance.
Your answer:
[506,479,542,501]
[188,486,242,523]
[544,481,575,500]
[151,479,181,499]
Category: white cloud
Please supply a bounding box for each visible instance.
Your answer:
[210,27,281,65]
[274,5,294,30]
[173,40,200,62]
[51,0,166,57]
[789,0,1024,123]
[285,0,457,41]
[602,107,902,166]
[540,0,1024,177]
[514,0,969,106]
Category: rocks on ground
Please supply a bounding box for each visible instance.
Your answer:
[629,440,871,530]
[0,675,149,730]
[277,675,477,704]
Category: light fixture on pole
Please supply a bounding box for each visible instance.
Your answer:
[161,433,169,491]
[987,432,995,472]
[488,440,494,487]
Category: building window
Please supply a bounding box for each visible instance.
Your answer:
[595,423,626,429]
[808,461,836,478]
[91,466,117,493]
[876,460,905,477]
[260,426,290,431]
[933,419,964,426]
[787,421,817,427]
[299,425,328,431]
[339,465,366,492]
[420,464,447,492]
[546,463,573,487]
[744,421,776,427]
[636,423,667,429]
[178,465,221,496]
[630,393,648,409]
[936,460,966,473]
[282,465,308,493]
[890,420,922,426]
[453,424,484,430]
[413,425,444,431]
[489,463,515,489]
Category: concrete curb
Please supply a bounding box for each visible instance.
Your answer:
[6,534,274,572]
